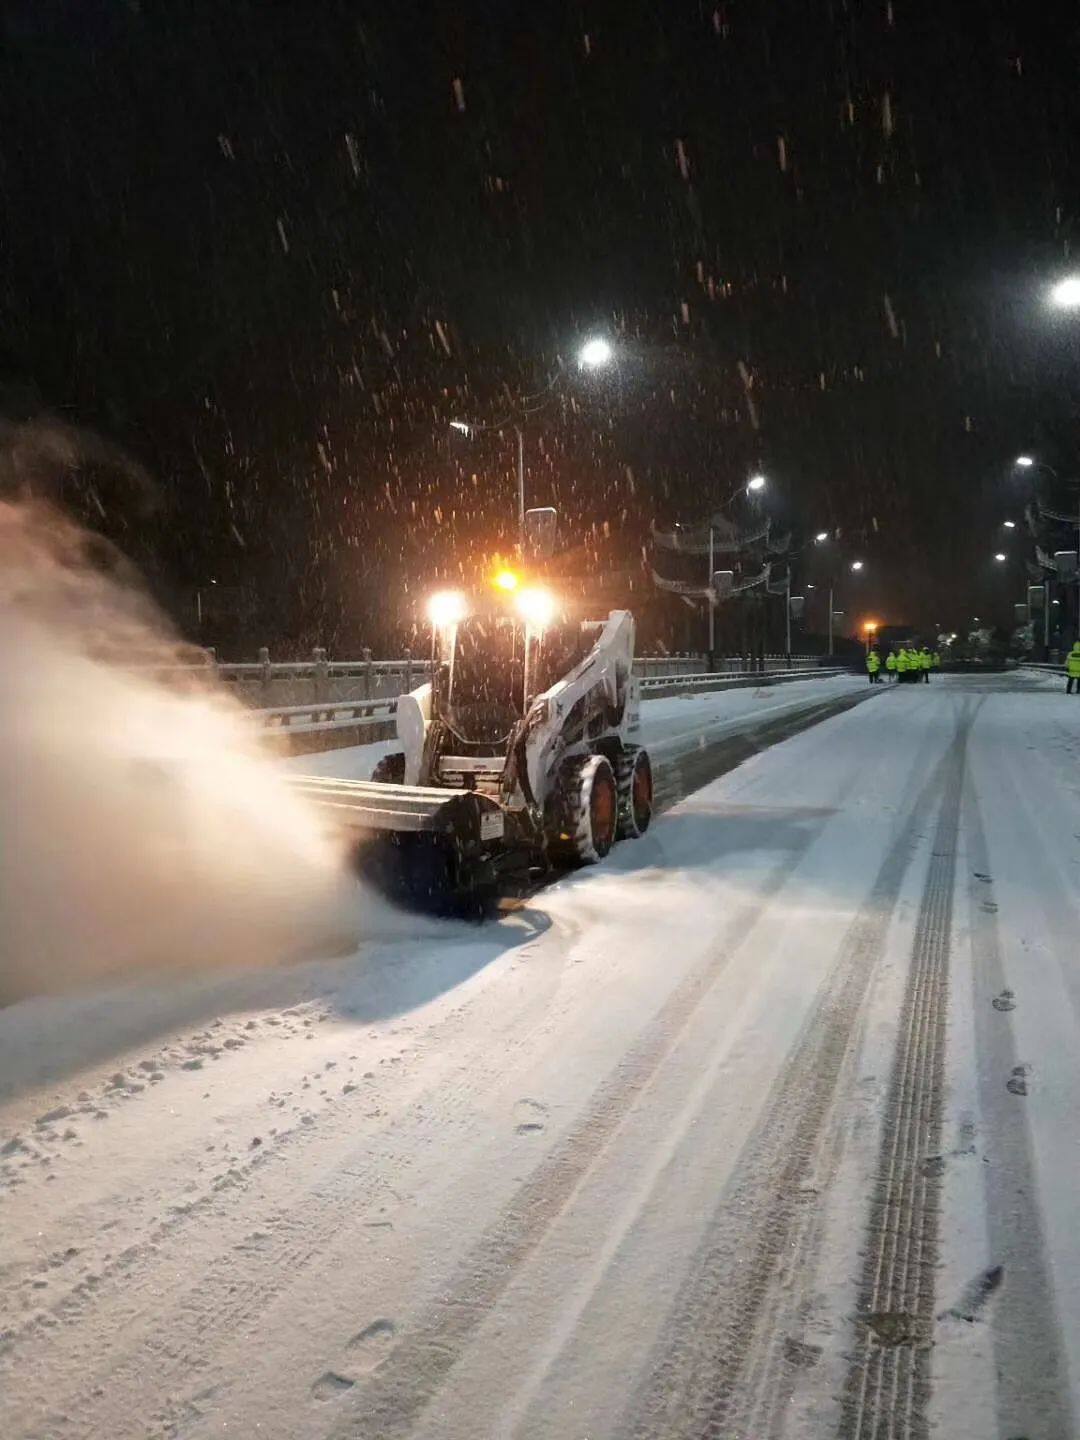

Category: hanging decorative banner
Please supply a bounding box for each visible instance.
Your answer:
[650,517,771,555]
[649,564,769,599]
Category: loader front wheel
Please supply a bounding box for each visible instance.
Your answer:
[550,753,618,865]
[615,746,653,839]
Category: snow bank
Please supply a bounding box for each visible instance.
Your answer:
[0,501,382,1001]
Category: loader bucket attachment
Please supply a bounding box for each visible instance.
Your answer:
[289,775,507,913]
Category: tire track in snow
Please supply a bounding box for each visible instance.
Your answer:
[324,832,827,1440]
[3,686,874,1439]
[1,944,572,1440]
[952,761,1075,1438]
[614,710,960,1440]
[838,704,971,1440]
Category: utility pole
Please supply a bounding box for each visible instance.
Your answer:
[785,568,792,659]
[827,583,834,656]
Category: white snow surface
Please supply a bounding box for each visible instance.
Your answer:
[3,670,1079,1439]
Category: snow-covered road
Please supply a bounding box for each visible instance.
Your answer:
[3,671,1079,1439]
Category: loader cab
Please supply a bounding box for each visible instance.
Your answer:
[433,614,525,747]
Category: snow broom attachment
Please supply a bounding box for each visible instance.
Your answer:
[290,774,508,912]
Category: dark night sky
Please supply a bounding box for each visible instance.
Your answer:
[3,0,1080,651]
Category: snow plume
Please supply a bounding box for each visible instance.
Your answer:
[0,499,362,1000]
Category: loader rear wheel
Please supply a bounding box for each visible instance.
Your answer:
[370,752,405,785]
[615,745,653,839]
[550,753,618,865]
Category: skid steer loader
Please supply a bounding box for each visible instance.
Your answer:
[290,587,653,911]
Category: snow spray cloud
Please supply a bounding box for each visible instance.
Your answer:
[0,498,363,1000]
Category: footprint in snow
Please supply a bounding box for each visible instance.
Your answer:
[1006,1065,1029,1096]
[514,1097,548,1135]
[974,872,993,884]
[992,991,1016,1012]
[345,1318,397,1374]
[311,1372,354,1401]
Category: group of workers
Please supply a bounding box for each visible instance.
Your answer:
[1067,641,1080,695]
[864,639,1080,690]
[865,646,940,684]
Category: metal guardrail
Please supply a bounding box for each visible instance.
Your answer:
[149,650,819,686]
[254,665,851,738]
[146,648,827,713]
[637,666,850,697]
[259,698,397,735]
[633,654,820,678]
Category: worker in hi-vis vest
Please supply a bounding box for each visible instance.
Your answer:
[1066,640,1080,695]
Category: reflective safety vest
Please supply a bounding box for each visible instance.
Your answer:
[896,649,910,671]
[932,652,942,668]
[919,649,932,670]
[885,653,897,672]
[1067,644,1080,678]
[867,650,881,673]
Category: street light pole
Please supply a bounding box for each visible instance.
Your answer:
[785,568,792,659]
[705,474,766,661]
[1013,454,1080,645]
[827,584,834,656]
[450,336,612,556]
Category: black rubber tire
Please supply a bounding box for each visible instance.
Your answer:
[370,752,406,785]
[549,753,618,865]
[615,746,653,839]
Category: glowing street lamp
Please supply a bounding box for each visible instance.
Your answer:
[994,552,1007,562]
[850,560,864,572]
[1003,519,1016,528]
[427,590,469,628]
[815,531,829,543]
[578,337,613,368]
[515,586,557,628]
[747,473,767,492]
[1015,454,1035,468]
[1050,276,1080,310]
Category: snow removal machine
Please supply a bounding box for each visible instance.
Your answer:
[291,580,653,911]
